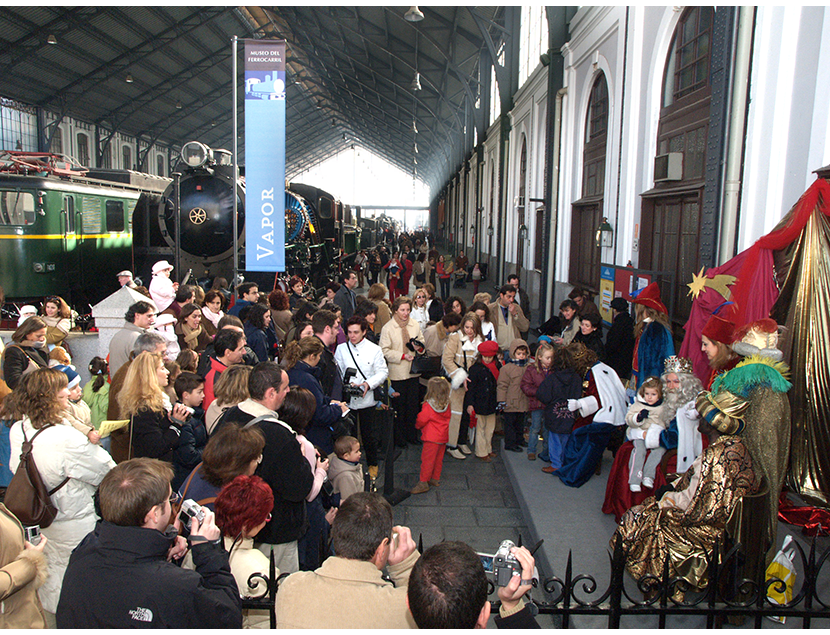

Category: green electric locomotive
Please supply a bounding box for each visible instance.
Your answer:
[0,152,168,307]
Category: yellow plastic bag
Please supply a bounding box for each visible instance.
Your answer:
[765,534,796,624]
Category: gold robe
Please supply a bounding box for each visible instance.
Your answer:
[613,435,758,588]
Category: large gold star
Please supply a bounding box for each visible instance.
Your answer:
[687,267,708,299]
[687,268,737,301]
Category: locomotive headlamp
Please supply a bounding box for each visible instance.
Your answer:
[181,141,213,168]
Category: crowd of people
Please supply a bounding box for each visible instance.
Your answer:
[0,228,793,625]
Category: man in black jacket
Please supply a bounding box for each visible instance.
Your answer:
[407,541,540,628]
[603,298,635,381]
[56,458,241,629]
[311,309,343,400]
[216,362,314,574]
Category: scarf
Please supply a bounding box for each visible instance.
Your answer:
[181,322,203,349]
[201,306,223,329]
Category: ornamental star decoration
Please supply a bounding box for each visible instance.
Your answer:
[687,267,737,300]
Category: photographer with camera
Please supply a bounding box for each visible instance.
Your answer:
[334,316,389,480]
[311,310,344,401]
[407,540,539,629]
[276,492,418,629]
[56,458,241,628]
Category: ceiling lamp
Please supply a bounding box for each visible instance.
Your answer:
[331,118,336,127]
[412,120,418,134]
[175,101,182,109]
[125,73,134,83]
[404,6,424,22]
[47,34,57,45]
[414,143,418,154]
[410,72,422,91]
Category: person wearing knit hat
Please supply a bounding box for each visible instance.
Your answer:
[54,365,100,445]
[462,340,502,461]
[613,388,758,592]
[628,283,674,390]
[700,312,739,389]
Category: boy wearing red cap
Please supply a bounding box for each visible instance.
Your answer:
[464,340,501,461]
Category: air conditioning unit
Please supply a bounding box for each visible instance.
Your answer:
[654,152,683,182]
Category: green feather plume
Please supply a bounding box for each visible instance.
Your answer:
[711,355,792,397]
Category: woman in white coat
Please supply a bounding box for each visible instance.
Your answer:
[4,368,115,620]
[335,315,389,479]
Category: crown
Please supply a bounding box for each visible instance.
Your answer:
[663,356,694,375]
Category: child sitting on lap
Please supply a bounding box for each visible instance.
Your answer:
[624,376,666,492]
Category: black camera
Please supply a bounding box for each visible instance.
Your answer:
[406,338,425,354]
[493,540,523,586]
[342,368,365,400]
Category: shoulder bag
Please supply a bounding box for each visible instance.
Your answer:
[5,425,69,528]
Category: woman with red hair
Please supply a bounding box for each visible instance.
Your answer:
[215,475,275,629]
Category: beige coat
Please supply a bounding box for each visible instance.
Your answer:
[380,317,425,381]
[275,551,418,628]
[374,300,392,332]
[441,332,480,389]
[497,339,530,412]
[0,505,47,629]
[423,322,450,358]
[488,300,530,351]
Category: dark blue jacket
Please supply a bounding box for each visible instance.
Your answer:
[537,369,583,435]
[172,410,207,491]
[244,322,269,363]
[228,298,253,317]
[287,361,343,454]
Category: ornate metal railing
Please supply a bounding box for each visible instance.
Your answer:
[223,532,830,628]
[526,533,830,628]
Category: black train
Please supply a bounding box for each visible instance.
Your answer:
[133,141,372,295]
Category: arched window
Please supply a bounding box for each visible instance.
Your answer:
[122,145,132,171]
[157,154,165,177]
[569,72,608,292]
[640,7,715,322]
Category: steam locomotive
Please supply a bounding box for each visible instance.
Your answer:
[1,142,388,321]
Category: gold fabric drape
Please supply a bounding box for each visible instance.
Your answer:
[772,209,830,507]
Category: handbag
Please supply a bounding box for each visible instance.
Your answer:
[410,353,441,376]
[5,425,69,528]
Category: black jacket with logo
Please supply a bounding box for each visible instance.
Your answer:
[56,521,241,628]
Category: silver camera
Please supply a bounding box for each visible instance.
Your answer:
[493,540,522,586]
[24,525,41,545]
[179,499,206,527]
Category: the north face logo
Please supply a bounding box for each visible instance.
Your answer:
[129,607,153,622]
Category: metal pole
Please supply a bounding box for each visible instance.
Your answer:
[173,171,182,279]
[232,36,240,299]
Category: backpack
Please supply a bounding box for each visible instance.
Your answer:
[4,425,69,528]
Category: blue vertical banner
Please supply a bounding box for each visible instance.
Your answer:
[244,39,286,271]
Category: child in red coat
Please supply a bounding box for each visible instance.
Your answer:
[411,377,452,494]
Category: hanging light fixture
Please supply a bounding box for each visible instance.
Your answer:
[125,73,134,83]
[404,6,424,22]
[175,101,182,109]
[411,28,421,91]
[412,120,418,134]
[414,143,418,154]
[47,34,57,45]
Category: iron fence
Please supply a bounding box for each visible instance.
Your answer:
[529,533,830,628]
[222,531,830,629]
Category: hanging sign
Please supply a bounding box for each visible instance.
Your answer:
[244,39,286,271]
